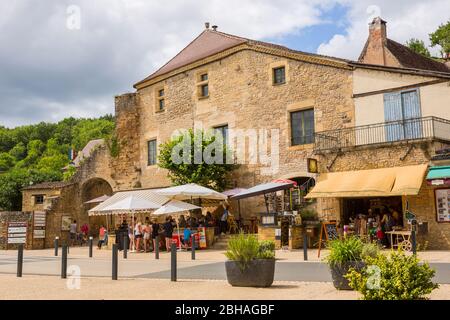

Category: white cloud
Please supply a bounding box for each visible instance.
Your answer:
[317,0,450,59]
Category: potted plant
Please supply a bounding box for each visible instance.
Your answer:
[325,236,378,290]
[345,250,438,300]
[225,234,275,287]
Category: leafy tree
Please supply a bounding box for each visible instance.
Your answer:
[158,129,236,191]
[0,153,15,172]
[429,21,450,57]
[71,119,115,151]
[9,142,27,161]
[406,38,431,57]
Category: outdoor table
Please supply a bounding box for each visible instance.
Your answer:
[386,230,412,251]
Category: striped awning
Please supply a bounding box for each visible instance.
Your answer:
[88,189,169,216]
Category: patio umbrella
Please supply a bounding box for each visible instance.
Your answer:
[153,200,201,250]
[84,194,111,204]
[155,183,227,201]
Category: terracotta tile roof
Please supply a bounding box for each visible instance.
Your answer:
[386,39,450,73]
[22,181,72,191]
[134,29,352,87]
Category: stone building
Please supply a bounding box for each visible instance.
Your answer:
[21,18,450,249]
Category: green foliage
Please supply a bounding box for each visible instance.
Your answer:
[406,38,431,57]
[326,237,379,267]
[300,208,318,221]
[63,165,77,182]
[106,134,120,158]
[430,21,450,56]
[158,129,237,191]
[345,250,439,300]
[0,116,115,210]
[225,234,275,271]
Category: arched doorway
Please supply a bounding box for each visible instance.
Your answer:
[81,178,113,236]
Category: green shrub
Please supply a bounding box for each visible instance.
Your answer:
[325,237,379,267]
[300,209,318,221]
[345,250,438,300]
[225,234,275,271]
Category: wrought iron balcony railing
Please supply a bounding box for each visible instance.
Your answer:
[314,116,450,152]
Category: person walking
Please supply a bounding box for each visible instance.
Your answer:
[128,220,135,252]
[143,218,151,252]
[163,217,174,252]
[97,225,107,249]
[69,220,78,246]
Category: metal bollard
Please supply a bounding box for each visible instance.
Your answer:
[61,245,67,279]
[303,233,308,261]
[123,234,128,259]
[54,237,59,256]
[112,244,118,280]
[89,236,93,258]
[191,235,196,260]
[171,242,177,282]
[155,235,159,260]
[17,244,23,277]
[411,230,417,255]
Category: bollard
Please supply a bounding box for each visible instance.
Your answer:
[89,236,93,258]
[155,235,159,260]
[411,230,417,255]
[61,245,67,279]
[123,234,128,259]
[54,237,59,256]
[17,244,23,277]
[112,244,118,280]
[171,242,177,282]
[191,234,196,260]
[303,233,308,261]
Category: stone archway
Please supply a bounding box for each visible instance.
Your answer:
[81,178,113,236]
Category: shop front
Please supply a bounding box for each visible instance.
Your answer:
[305,164,442,249]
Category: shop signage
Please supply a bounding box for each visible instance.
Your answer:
[7,222,27,244]
[197,227,207,249]
[307,158,318,173]
[435,189,450,222]
[33,211,46,239]
[431,179,445,186]
[318,222,338,257]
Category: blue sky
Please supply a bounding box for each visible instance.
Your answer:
[264,3,350,53]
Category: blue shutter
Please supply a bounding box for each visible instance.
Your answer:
[401,90,422,139]
[384,92,403,141]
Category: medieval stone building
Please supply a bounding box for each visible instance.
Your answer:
[20,18,450,249]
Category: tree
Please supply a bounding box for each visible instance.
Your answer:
[158,129,237,191]
[406,38,431,57]
[430,21,450,57]
[71,119,115,151]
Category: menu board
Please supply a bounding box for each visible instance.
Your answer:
[435,189,450,222]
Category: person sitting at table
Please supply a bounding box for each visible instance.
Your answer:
[183,226,192,250]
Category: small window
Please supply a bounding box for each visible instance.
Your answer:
[290,109,314,145]
[155,88,165,111]
[200,84,209,98]
[35,195,44,205]
[148,139,157,166]
[214,125,228,146]
[197,72,209,98]
[273,66,286,85]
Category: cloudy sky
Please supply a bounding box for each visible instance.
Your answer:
[1,0,449,128]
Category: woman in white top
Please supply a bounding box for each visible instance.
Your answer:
[134,221,143,252]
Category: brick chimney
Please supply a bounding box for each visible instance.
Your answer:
[359,17,388,65]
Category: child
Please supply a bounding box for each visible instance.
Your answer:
[183,227,192,250]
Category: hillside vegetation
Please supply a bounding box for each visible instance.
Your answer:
[0,116,115,210]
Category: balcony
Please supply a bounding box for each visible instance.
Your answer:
[314,116,450,152]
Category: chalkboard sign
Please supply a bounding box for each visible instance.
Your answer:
[325,223,338,240]
[318,222,338,258]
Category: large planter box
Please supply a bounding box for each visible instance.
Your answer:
[329,261,365,290]
[225,259,275,287]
